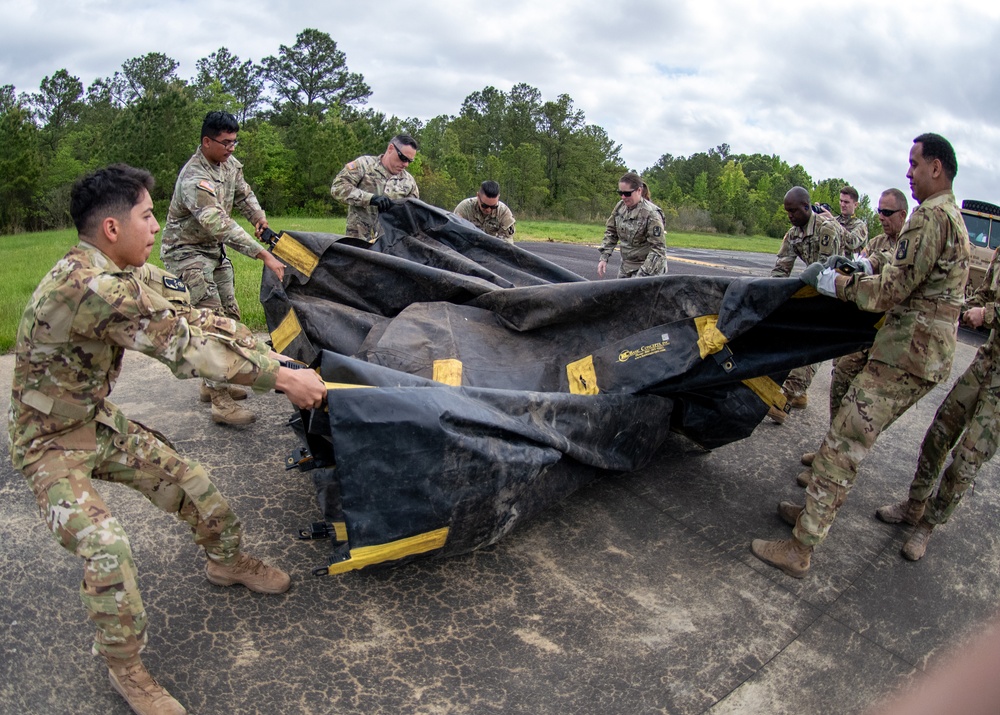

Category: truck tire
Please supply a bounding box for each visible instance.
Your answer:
[962,200,1000,216]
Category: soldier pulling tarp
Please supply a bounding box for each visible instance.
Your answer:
[259,199,882,575]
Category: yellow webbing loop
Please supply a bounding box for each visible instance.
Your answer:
[432,359,463,386]
[695,314,727,359]
[566,355,599,395]
[326,527,450,575]
[272,235,320,278]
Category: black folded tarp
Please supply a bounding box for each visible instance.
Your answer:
[261,199,881,574]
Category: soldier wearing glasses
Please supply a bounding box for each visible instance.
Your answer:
[454,180,516,242]
[161,111,283,426]
[597,172,667,279]
[330,134,420,242]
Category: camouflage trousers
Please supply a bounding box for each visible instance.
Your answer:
[909,352,1000,525]
[794,360,935,546]
[163,253,241,390]
[829,350,869,421]
[782,364,816,400]
[21,421,242,661]
[162,253,241,322]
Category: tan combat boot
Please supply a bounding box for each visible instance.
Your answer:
[206,552,291,594]
[751,537,812,578]
[796,469,812,488]
[801,451,815,466]
[107,656,186,715]
[876,498,926,526]
[200,383,247,402]
[902,521,935,561]
[787,394,808,409]
[767,405,787,425]
[208,388,256,425]
[778,501,803,527]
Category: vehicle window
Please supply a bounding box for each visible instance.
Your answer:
[991,218,1000,249]
[963,214,991,247]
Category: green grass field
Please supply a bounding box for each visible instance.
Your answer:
[0,217,781,352]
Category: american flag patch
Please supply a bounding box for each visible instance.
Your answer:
[197,180,216,195]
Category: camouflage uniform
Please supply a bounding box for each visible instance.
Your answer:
[160,147,266,321]
[837,214,869,254]
[599,198,667,278]
[771,213,843,399]
[330,154,419,242]
[905,246,1000,525]
[454,197,517,242]
[8,242,279,661]
[828,230,902,417]
[794,190,970,546]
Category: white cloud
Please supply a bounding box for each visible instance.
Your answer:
[2,0,999,203]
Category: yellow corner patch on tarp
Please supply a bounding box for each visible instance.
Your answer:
[695,314,727,359]
[326,527,450,575]
[272,235,320,278]
[742,375,786,409]
[433,358,463,386]
[271,309,301,354]
[567,354,599,395]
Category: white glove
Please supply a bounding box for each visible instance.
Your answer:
[816,268,839,297]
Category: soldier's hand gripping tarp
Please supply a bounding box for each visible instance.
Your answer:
[261,199,881,575]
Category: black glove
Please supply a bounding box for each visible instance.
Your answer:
[798,262,825,287]
[824,255,864,275]
[371,195,392,212]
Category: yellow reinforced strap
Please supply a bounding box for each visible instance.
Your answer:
[566,354,599,395]
[433,358,463,386]
[272,235,319,278]
[742,375,787,409]
[331,522,348,542]
[271,309,301,354]
[695,314,727,359]
[326,527,450,575]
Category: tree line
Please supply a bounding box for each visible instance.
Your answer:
[0,27,879,238]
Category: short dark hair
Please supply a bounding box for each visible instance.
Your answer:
[393,133,419,151]
[71,164,155,235]
[202,111,239,139]
[840,185,859,202]
[913,133,958,180]
[619,172,642,191]
[479,180,500,198]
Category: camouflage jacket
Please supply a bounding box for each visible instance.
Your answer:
[330,154,420,241]
[965,246,1000,379]
[599,198,667,275]
[771,213,842,277]
[454,197,517,242]
[160,147,265,264]
[840,190,970,382]
[8,243,279,470]
[837,214,869,253]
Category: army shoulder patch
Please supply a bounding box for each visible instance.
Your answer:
[163,276,186,291]
[197,180,216,195]
[652,225,662,237]
[895,238,909,261]
[346,161,357,170]
[507,225,516,235]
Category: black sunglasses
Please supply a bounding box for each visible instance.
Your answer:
[478,200,497,211]
[618,189,637,197]
[876,208,902,217]
[392,144,413,164]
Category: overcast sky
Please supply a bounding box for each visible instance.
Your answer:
[3,0,999,206]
